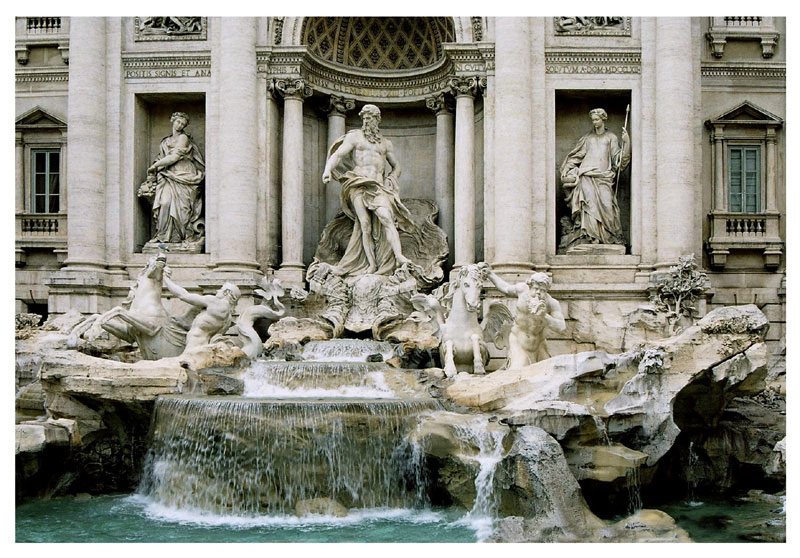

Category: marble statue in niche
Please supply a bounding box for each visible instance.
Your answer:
[138,111,205,253]
[483,267,567,368]
[559,107,630,254]
[321,104,419,277]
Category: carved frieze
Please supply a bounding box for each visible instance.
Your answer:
[15,68,69,83]
[134,17,207,41]
[554,17,631,36]
[545,51,640,74]
[122,53,211,79]
[701,62,785,80]
[273,17,285,45]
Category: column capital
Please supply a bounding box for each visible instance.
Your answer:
[425,92,455,115]
[323,94,355,117]
[270,78,313,101]
[449,76,481,98]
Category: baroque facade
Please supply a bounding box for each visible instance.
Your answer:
[14,16,786,362]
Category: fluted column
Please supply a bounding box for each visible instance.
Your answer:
[492,17,533,272]
[323,95,355,223]
[15,132,24,213]
[450,77,479,267]
[274,78,312,283]
[64,17,106,270]
[215,18,259,270]
[655,18,696,267]
[425,93,455,266]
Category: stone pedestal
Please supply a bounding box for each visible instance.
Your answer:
[566,244,627,256]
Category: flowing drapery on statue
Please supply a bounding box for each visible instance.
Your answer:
[326,135,420,277]
[559,107,630,250]
[139,112,205,251]
[321,104,422,278]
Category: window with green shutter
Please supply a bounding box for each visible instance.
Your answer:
[30,148,60,213]
[728,145,760,213]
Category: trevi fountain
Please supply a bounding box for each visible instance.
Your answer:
[14,16,786,545]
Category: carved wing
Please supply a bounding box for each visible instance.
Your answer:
[409,293,445,332]
[482,301,514,350]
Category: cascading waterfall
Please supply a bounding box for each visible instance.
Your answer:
[626,466,643,515]
[241,361,395,398]
[137,396,436,516]
[450,417,506,540]
[592,415,611,446]
[686,440,702,505]
[301,340,397,362]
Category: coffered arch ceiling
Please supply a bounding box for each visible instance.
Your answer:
[300,17,455,70]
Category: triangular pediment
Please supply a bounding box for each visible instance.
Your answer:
[15,106,67,130]
[707,100,783,126]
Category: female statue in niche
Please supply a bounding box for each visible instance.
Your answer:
[559,107,630,252]
[139,111,205,252]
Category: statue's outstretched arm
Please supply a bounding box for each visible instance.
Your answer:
[164,276,207,309]
[545,296,567,333]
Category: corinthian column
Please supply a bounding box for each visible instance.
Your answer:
[450,77,479,267]
[274,78,312,284]
[655,18,697,267]
[215,17,260,271]
[426,92,455,265]
[64,17,107,270]
[492,17,533,273]
[323,94,355,223]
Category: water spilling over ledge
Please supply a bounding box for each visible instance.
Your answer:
[138,396,439,516]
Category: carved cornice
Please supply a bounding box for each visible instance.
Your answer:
[425,92,455,115]
[443,43,494,74]
[271,78,313,100]
[324,94,356,116]
[15,68,68,83]
[545,50,640,74]
[701,62,785,80]
[449,76,480,98]
[122,52,211,79]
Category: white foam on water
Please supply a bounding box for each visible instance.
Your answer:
[241,369,397,398]
[127,494,444,529]
[301,340,396,362]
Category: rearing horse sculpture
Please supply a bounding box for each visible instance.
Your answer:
[411,263,511,377]
[68,254,189,360]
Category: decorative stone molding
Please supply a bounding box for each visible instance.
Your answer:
[271,78,313,101]
[122,53,211,79]
[471,17,483,41]
[134,17,207,41]
[324,94,356,117]
[706,17,779,59]
[57,43,69,65]
[443,43,493,74]
[701,62,785,80]
[425,93,455,115]
[15,69,69,84]
[15,45,30,65]
[449,76,479,98]
[273,17,285,45]
[545,50,640,74]
[554,17,631,36]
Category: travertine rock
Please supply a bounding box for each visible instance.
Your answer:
[295,497,348,518]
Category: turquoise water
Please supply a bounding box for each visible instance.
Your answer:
[658,495,786,543]
[15,494,481,543]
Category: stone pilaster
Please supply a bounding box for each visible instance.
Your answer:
[766,129,777,211]
[15,132,24,213]
[266,86,281,268]
[63,17,107,270]
[426,92,455,266]
[655,18,697,268]
[492,17,533,275]
[450,77,479,268]
[323,94,355,224]
[274,77,313,284]
[214,17,260,272]
[712,126,725,211]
